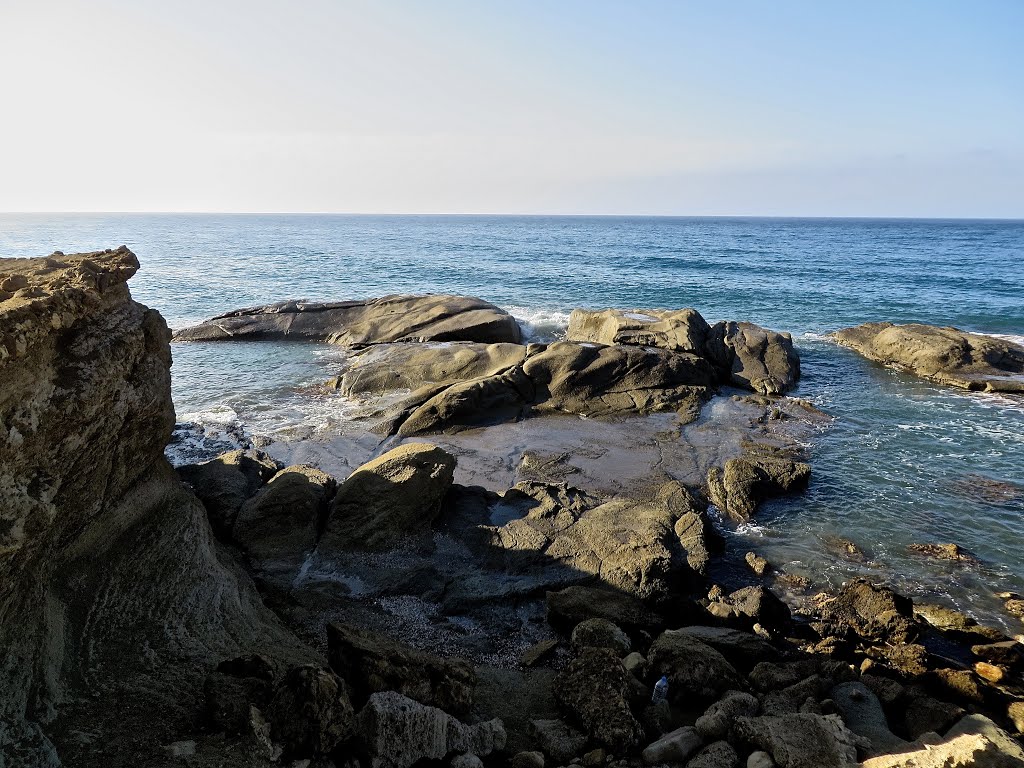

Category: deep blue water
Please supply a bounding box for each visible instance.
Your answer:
[2,214,1023,626]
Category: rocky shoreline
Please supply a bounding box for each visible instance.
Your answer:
[1,248,1022,768]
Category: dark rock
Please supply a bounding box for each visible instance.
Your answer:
[174,294,524,345]
[648,630,742,701]
[555,648,644,752]
[704,320,801,395]
[814,579,918,645]
[320,443,456,551]
[830,681,907,756]
[676,626,778,671]
[748,660,819,692]
[511,751,545,768]
[732,713,862,768]
[546,586,664,634]
[695,691,759,740]
[903,695,964,740]
[708,585,791,631]
[521,639,559,667]
[204,671,275,735]
[686,740,739,768]
[908,542,980,565]
[177,448,279,537]
[529,718,587,763]
[233,464,334,562]
[326,622,475,716]
[571,618,631,655]
[641,726,703,764]
[267,665,355,758]
[357,691,506,768]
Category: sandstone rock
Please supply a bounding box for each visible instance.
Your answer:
[972,641,1024,670]
[1008,701,1024,734]
[648,630,742,701]
[707,450,811,522]
[908,542,980,564]
[687,740,739,768]
[555,648,644,752]
[326,622,476,716]
[320,443,456,551]
[567,307,712,354]
[732,713,862,768]
[834,322,1024,393]
[358,691,507,768]
[676,626,778,671]
[746,551,771,576]
[944,714,1024,763]
[267,665,355,758]
[705,320,801,395]
[830,681,906,756]
[707,585,791,631]
[174,294,523,345]
[641,726,703,764]
[813,579,918,645]
[177,448,279,537]
[529,718,588,764]
[233,464,335,562]
[546,586,664,634]
[859,733,1024,767]
[695,691,759,740]
[571,618,632,655]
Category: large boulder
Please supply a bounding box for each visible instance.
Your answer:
[326,622,476,716]
[233,464,335,562]
[266,665,356,758]
[555,648,644,752]
[834,322,1024,393]
[173,293,523,345]
[546,585,664,634]
[567,308,711,354]
[704,321,801,395]
[648,630,742,701]
[676,627,778,671]
[357,691,506,768]
[732,713,863,768]
[830,682,907,756]
[707,448,811,522]
[813,579,919,645]
[320,443,456,551]
[178,449,279,537]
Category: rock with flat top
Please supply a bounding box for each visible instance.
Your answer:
[174,293,523,345]
[834,322,1024,393]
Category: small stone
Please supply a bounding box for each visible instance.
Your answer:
[622,652,647,677]
[747,751,774,768]
[973,661,1005,683]
[642,726,703,764]
[1008,701,1024,734]
[581,748,606,766]
[521,639,559,667]
[511,751,545,768]
[745,551,771,576]
[164,740,196,757]
[451,755,484,768]
[1005,598,1024,618]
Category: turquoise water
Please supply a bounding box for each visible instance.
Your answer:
[2,214,1022,625]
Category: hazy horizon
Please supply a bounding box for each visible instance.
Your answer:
[2,0,1022,218]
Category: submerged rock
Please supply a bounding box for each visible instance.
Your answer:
[813,579,919,645]
[174,293,523,345]
[320,443,456,551]
[707,448,811,522]
[834,321,1024,393]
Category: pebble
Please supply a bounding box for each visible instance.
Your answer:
[747,750,775,768]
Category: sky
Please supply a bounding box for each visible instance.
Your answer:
[0,0,1022,216]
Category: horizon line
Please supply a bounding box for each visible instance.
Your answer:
[1,211,1023,222]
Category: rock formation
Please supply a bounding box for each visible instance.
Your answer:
[173,294,523,345]
[834,321,1024,392]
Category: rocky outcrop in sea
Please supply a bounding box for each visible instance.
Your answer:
[2,249,1022,767]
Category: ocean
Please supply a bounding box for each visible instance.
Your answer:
[3,214,1022,627]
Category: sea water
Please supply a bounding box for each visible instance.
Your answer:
[2,214,1022,626]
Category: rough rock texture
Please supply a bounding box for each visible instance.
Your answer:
[834,322,1024,393]
[570,618,632,654]
[233,464,335,562]
[0,249,309,766]
[641,726,704,764]
[707,448,811,522]
[733,713,862,768]
[467,480,705,605]
[177,448,279,537]
[830,682,906,756]
[529,718,588,763]
[566,308,801,395]
[266,665,355,758]
[813,579,919,645]
[320,443,456,551]
[705,321,801,395]
[546,586,664,634]
[326,622,476,716]
[677,627,778,672]
[648,630,742,701]
[687,740,740,768]
[555,648,644,752]
[358,691,506,768]
[859,733,1024,767]
[695,691,760,740]
[174,294,523,345]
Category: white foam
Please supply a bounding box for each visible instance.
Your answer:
[985,332,1024,347]
[505,305,572,343]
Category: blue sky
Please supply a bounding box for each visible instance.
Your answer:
[0,0,1021,215]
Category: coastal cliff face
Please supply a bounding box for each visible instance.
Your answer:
[0,249,303,767]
